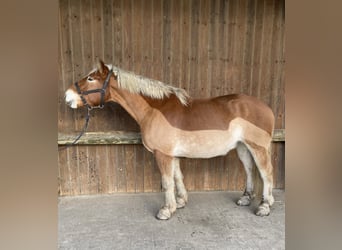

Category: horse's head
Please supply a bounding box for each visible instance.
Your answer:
[65,60,115,109]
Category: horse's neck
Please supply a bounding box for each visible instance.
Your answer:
[109,87,152,125]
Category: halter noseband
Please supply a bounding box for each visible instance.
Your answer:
[74,68,113,110]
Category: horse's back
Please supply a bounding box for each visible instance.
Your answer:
[211,94,274,135]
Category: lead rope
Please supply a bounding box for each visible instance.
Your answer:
[69,107,91,145]
[58,107,91,151]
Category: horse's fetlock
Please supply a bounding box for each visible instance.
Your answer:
[244,191,255,200]
[176,196,187,209]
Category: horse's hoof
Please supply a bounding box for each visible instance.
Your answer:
[236,195,252,206]
[255,203,270,216]
[156,207,172,220]
[176,197,187,209]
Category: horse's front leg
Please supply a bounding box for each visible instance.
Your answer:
[154,151,177,220]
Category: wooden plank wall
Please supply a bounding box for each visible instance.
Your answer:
[58,0,285,196]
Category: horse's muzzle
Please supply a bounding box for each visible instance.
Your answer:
[65,89,80,109]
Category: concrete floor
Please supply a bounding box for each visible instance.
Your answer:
[58,190,285,250]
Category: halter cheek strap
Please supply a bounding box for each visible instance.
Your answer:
[74,68,113,110]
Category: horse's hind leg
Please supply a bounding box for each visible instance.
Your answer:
[236,142,255,206]
[174,160,188,208]
[247,142,274,216]
[154,151,177,220]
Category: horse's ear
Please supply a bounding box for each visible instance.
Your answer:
[96,59,106,74]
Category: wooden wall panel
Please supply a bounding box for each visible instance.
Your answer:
[58,0,285,195]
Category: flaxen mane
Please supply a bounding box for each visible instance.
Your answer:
[108,65,190,106]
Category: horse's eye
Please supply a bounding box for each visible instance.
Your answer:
[87,76,94,82]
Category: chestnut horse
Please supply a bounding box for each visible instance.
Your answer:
[65,60,275,219]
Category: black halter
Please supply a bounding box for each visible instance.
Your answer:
[59,68,113,150]
[74,68,113,110]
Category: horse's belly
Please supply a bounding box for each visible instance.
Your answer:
[172,130,240,158]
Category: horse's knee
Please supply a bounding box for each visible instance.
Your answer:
[161,175,175,194]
